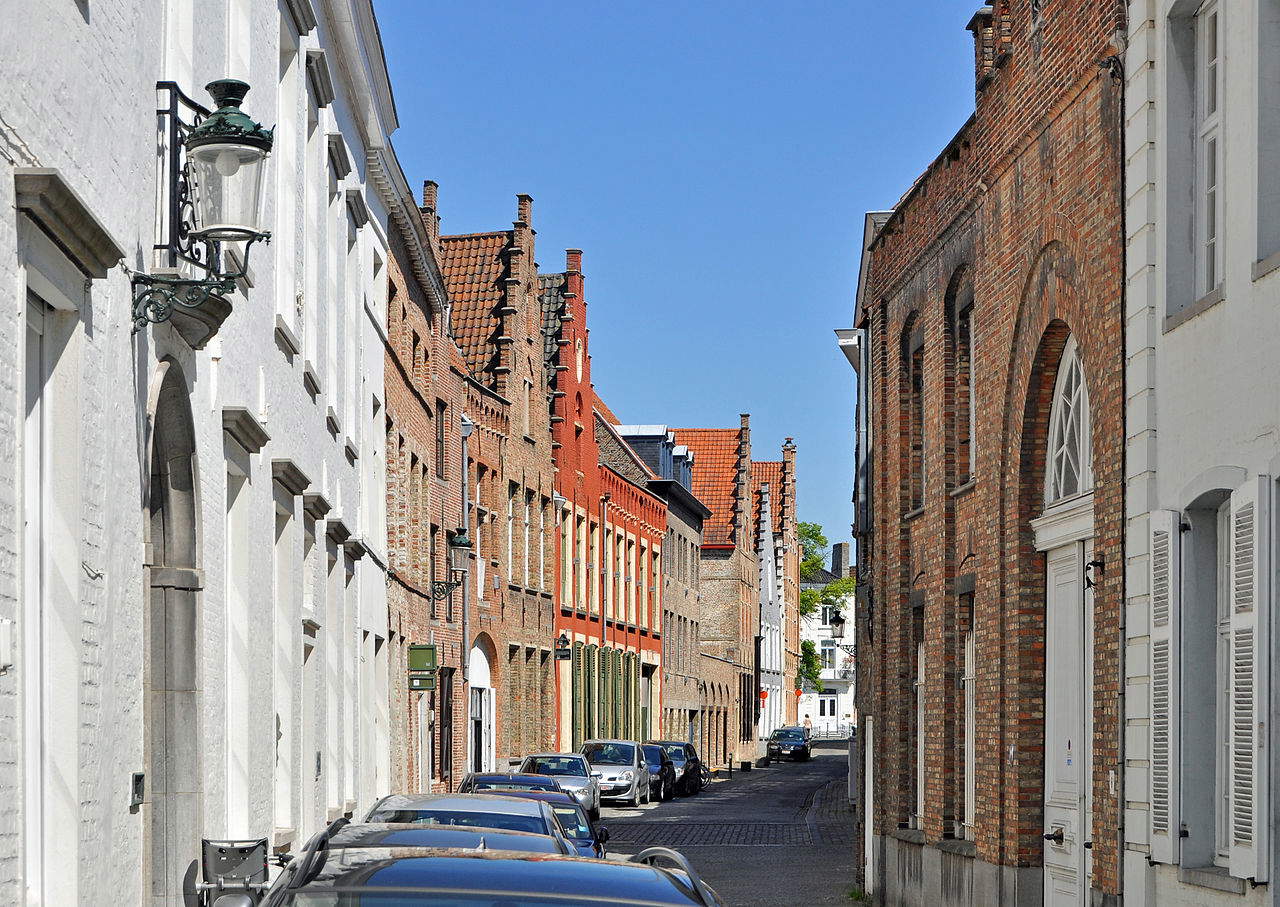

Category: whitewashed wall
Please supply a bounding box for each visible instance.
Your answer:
[1125,1,1279,903]
[0,0,398,902]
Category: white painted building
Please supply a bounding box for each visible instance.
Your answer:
[797,543,855,738]
[0,1,408,902]
[754,481,784,738]
[1125,2,1280,903]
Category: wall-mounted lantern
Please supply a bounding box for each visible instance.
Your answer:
[555,633,572,661]
[430,530,471,600]
[132,79,273,342]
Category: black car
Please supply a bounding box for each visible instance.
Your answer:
[767,726,812,761]
[223,818,724,906]
[485,789,612,859]
[649,740,707,795]
[458,771,566,795]
[643,743,678,802]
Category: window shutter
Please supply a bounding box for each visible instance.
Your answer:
[1149,510,1181,864]
[1229,477,1271,881]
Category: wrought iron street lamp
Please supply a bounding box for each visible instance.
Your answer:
[828,610,856,657]
[132,79,274,333]
[430,530,471,601]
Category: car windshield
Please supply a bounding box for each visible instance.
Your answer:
[471,780,558,792]
[362,809,547,835]
[551,804,593,839]
[522,756,587,777]
[283,897,639,906]
[581,742,635,765]
[662,744,688,762]
[642,744,665,765]
[773,729,805,741]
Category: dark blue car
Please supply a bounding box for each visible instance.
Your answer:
[487,789,610,858]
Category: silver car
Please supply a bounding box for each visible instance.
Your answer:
[519,752,603,818]
[581,739,651,807]
[364,792,573,851]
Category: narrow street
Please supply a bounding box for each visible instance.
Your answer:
[600,743,858,906]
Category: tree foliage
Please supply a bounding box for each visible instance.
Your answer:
[797,640,824,693]
[798,521,829,582]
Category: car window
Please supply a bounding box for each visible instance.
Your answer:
[522,756,587,777]
[642,744,666,764]
[773,729,805,741]
[661,743,686,761]
[581,742,635,765]
[472,781,558,792]
[551,804,593,839]
[363,809,548,835]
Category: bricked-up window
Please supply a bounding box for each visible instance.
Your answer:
[914,638,925,828]
[960,595,976,841]
[1045,336,1092,504]
[435,400,447,478]
[952,285,975,483]
[906,321,926,512]
[1195,1,1224,296]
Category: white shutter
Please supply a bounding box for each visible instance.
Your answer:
[1229,477,1270,881]
[1149,509,1181,863]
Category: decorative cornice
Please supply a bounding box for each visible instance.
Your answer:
[302,491,332,520]
[365,149,449,317]
[343,537,369,560]
[283,0,317,35]
[345,188,369,228]
[271,458,312,496]
[15,169,123,279]
[222,406,270,454]
[326,516,353,545]
[305,48,336,108]
[326,133,352,179]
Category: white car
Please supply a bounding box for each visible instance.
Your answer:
[580,739,651,807]
[519,752,603,818]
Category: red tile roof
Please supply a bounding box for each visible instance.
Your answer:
[594,394,620,425]
[751,461,784,540]
[439,231,508,378]
[673,428,740,547]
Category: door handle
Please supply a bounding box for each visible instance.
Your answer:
[1043,828,1065,845]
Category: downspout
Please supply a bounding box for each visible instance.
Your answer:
[460,415,474,681]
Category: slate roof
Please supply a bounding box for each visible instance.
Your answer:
[439,231,508,378]
[596,412,656,484]
[751,461,784,540]
[538,273,567,390]
[672,428,741,547]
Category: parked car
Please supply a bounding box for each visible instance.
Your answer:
[457,771,566,795]
[581,739,651,807]
[519,751,603,818]
[364,792,570,841]
[322,820,572,855]
[490,788,611,858]
[643,743,678,801]
[766,726,812,761]
[650,740,707,795]
[251,819,723,907]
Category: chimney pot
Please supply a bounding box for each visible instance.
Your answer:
[422,180,438,210]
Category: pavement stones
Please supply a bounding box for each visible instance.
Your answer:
[599,743,858,905]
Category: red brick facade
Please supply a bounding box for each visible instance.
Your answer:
[855,1,1126,901]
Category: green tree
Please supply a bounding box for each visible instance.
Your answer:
[798,521,829,582]
[797,640,824,693]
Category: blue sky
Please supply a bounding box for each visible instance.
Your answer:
[376,1,974,562]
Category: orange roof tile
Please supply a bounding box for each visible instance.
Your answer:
[594,395,620,425]
[751,461,784,540]
[673,428,740,547]
[439,231,508,377]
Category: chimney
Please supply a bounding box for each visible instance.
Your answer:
[781,437,797,526]
[421,180,440,248]
[516,194,533,226]
[966,6,995,88]
[566,248,582,273]
[831,542,851,579]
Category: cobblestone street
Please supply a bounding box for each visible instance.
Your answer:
[600,743,858,905]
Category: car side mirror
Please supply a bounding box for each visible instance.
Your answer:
[591,771,603,778]
[597,826,610,843]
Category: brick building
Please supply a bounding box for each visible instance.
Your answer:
[675,418,765,764]
[542,250,667,749]
[848,2,1126,904]
[616,426,732,764]
[436,192,559,772]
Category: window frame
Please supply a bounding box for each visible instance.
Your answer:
[1045,336,1093,505]
[1195,0,1224,297]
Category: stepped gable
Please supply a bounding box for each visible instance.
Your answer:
[438,230,507,379]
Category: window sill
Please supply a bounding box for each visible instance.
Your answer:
[1177,864,1246,895]
[903,506,926,522]
[890,827,926,845]
[1254,250,1280,282]
[523,435,537,445]
[949,478,976,498]
[937,838,977,858]
[1164,286,1225,333]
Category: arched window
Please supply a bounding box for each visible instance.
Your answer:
[948,272,975,483]
[1045,335,1092,504]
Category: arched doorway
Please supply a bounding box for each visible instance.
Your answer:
[1028,334,1096,906]
[145,360,201,906]
[468,638,495,772]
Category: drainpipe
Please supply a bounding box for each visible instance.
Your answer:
[460,415,475,679]
[600,492,610,650]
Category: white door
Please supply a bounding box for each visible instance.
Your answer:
[1043,541,1094,906]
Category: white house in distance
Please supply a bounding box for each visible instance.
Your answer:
[798,542,856,737]
[0,1,403,903]
[1124,2,1280,903]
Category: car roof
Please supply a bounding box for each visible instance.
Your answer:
[289,849,707,905]
[370,793,552,816]
[649,740,693,747]
[582,739,639,746]
[467,772,560,783]
[524,752,587,760]
[328,823,565,854]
